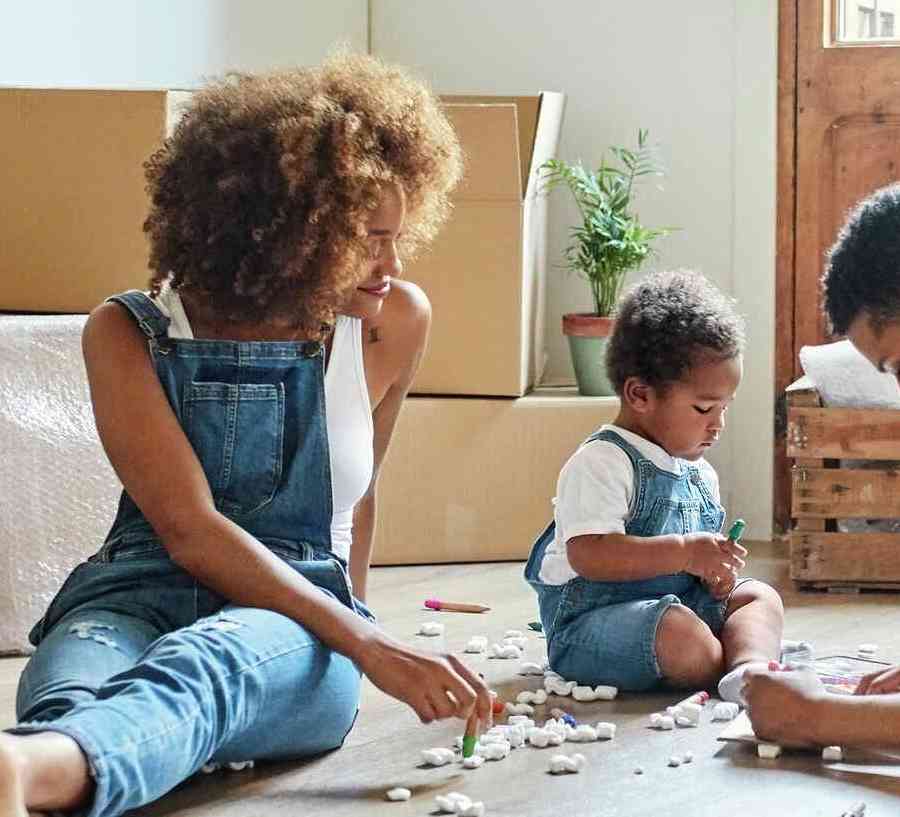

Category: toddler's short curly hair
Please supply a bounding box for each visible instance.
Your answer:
[823,183,900,336]
[144,51,462,335]
[606,270,745,394]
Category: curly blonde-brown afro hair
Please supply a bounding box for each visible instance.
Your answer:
[144,51,462,335]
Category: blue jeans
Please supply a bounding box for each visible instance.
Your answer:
[12,551,368,817]
[9,291,368,817]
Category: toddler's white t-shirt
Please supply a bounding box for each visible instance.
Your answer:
[538,424,720,585]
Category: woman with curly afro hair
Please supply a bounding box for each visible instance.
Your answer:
[0,53,491,817]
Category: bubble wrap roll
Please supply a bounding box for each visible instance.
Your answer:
[0,315,120,654]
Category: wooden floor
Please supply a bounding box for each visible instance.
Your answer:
[3,544,900,815]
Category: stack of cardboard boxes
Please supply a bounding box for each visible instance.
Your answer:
[372,95,619,565]
[0,88,620,567]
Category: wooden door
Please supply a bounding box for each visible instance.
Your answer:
[775,0,900,532]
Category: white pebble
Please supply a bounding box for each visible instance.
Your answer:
[571,684,618,702]
[422,747,456,766]
[226,760,254,771]
[668,755,682,768]
[435,792,471,813]
[519,661,545,676]
[516,689,548,705]
[201,763,220,774]
[478,740,511,760]
[489,643,522,659]
[545,677,577,696]
[549,753,587,774]
[386,787,412,801]
[464,636,488,653]
[569,724,599,742]
[649,713,662,728]
[711,702,740,722]
[503,636,528,649]
[676,716,698,728]
[504,702,534,716]
[822,745,843,762]
[678,702,702,724]
[462,754,485,769]
[419,621,444,637]
[653,715,675,731]
[506,726,526,748]
[507,715,534,728]
[757,743,782,759]
[527,727,551,748]
[504,629,524,639]
[858,643,878,655]
[683,750,694,763]
[595,722,616,740]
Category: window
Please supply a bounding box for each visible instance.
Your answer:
[835,0,900,43]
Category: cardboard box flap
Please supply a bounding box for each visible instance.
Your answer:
[525,91,565,200]
[442,93,564,202]
[443,103,522,201]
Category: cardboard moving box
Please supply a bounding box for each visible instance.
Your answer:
[405,93,566,397]
[0,89,189,313]
[372,390,617,565]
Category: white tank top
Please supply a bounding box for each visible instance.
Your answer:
[151,285,374,561]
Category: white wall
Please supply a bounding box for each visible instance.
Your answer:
[373,0,778,538]
[0,0,366,88]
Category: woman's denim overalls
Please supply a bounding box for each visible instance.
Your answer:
[9,291,369,817]
[524,429,728,691]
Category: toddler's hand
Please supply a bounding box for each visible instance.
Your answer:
[683,532,745,589]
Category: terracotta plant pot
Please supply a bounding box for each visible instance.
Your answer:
[562,313,616,396]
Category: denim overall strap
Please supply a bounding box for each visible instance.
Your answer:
[107,290,171,345]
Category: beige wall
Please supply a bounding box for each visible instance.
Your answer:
[0,0,366,87]
[372,1,778,540]
[1,1,779,540]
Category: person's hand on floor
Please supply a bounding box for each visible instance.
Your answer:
[357,633,493,730]
[743,668,826,747]
[855,664,900,695]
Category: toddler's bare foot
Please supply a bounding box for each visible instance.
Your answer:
[0,735,28,817]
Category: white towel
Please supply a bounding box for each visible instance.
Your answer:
[799,339,900,409]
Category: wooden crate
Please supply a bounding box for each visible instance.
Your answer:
[788,381,900,591]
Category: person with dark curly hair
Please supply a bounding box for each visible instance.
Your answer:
[745,184,900,749]
[525,270,783,700]
[0,53,491,817]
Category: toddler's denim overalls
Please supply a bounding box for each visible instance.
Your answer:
[524,429,730,691]
[9,291,369,817]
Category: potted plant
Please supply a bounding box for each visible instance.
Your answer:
[542,129,671,396]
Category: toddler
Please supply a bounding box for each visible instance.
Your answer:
[525,271,783,702]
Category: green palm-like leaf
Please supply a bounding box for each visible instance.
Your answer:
[541,130,676,315]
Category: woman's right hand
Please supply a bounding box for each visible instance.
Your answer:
[855,664,900,695]
[356,633,493,727]
[683,532,745,588]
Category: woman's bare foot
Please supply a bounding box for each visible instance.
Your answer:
[0,735,28,817]
[0,732,91,816]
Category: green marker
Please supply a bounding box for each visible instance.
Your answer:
[727,518,746,544]
[462,734,477,758]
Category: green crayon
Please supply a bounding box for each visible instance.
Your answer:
[727,518,746,543]
[462,734,477,758]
